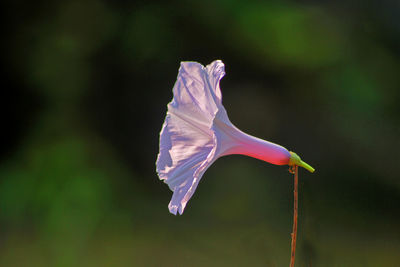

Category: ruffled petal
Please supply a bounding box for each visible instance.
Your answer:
[156,60,225,215]
[169,61,225,121]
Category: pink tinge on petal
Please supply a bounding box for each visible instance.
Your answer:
[226,131,291,165]
[211,109,291,165]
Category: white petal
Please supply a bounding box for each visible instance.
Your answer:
[156,60,225,215]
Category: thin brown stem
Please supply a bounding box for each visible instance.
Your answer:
[290,165,298,267]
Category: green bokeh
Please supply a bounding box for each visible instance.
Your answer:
[2,0,400,266]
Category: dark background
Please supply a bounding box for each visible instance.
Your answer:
[2,0,400,266]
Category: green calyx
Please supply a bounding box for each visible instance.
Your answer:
[289,152,315,173]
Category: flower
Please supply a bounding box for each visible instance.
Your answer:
[156,60,314,215]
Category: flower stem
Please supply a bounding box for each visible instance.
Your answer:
[290,165,298,267]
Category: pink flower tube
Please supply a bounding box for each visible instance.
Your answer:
[156,60,314,215]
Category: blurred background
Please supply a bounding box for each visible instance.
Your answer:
[2,0,400,266]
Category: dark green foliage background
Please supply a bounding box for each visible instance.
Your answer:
[2,0,399,266]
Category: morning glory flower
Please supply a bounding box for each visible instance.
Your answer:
[156,60,313,215]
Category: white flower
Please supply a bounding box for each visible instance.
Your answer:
[156,60,313,215]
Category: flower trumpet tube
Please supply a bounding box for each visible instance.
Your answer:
[156,60,314,215]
